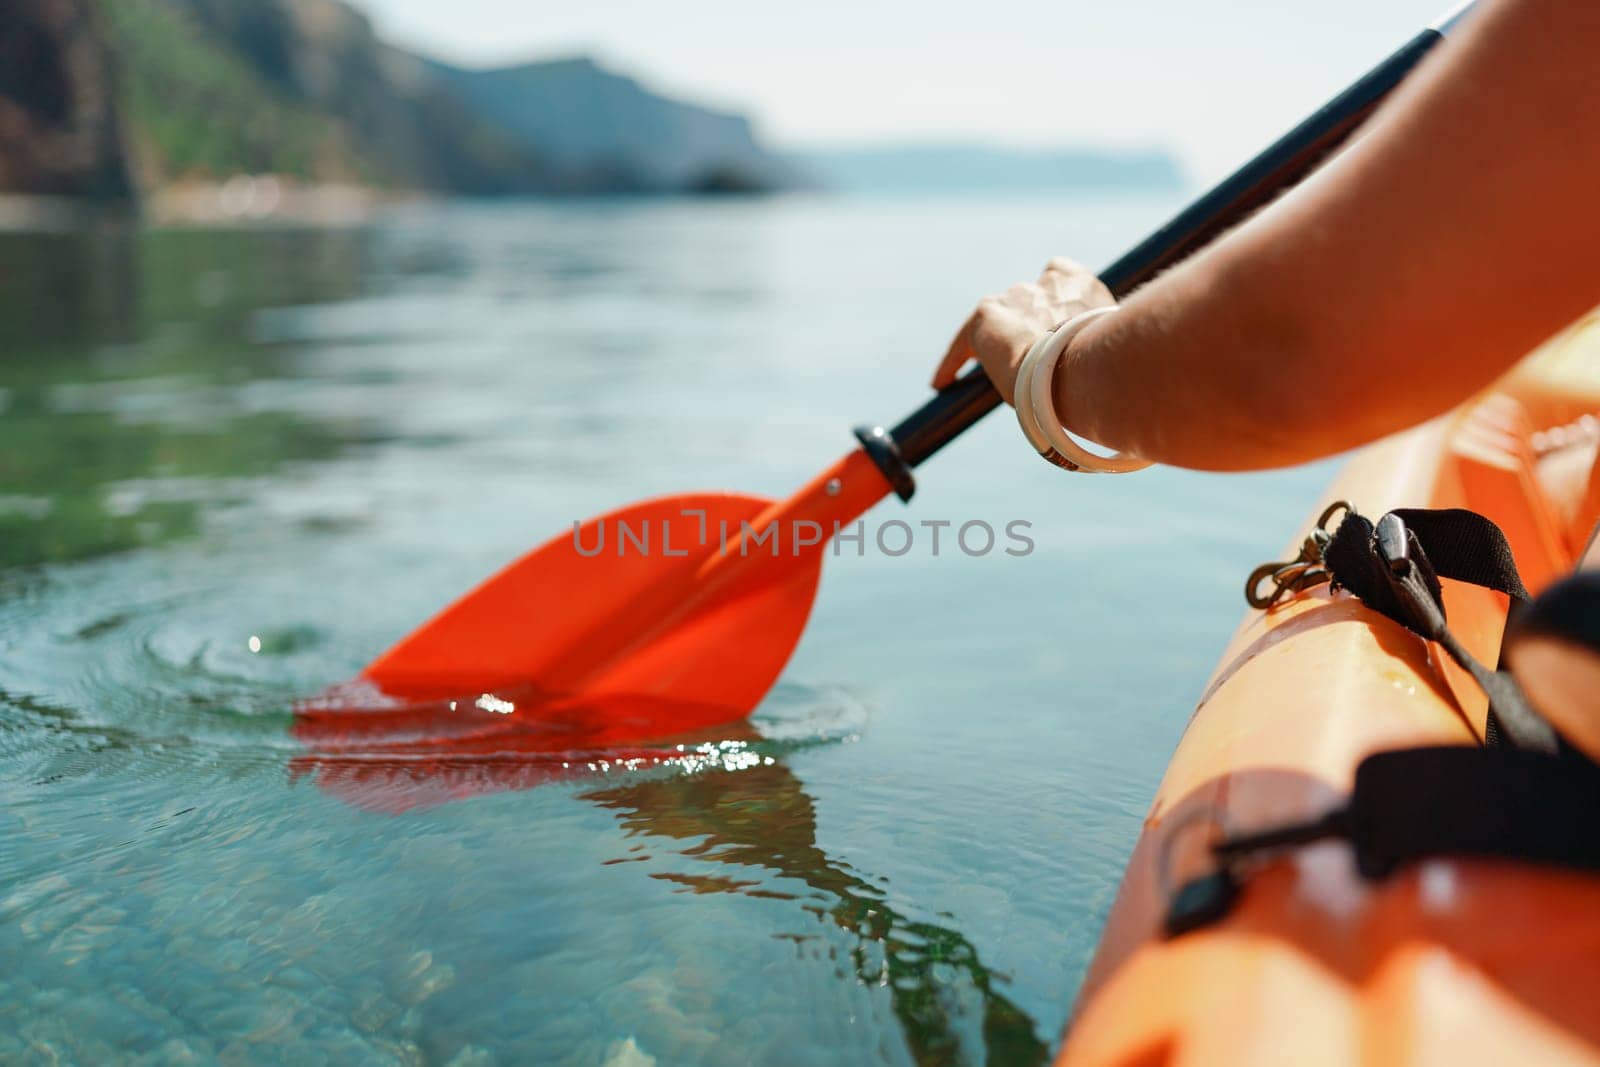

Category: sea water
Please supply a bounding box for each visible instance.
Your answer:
[0,193,1333,1065]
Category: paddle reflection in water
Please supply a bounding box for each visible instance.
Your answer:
[582,758,1049,1067]
[292,691,1049,1065]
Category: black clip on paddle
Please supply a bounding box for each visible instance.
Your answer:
[852,425,917,502]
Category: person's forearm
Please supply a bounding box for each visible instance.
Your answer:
[1056,0,1600,472]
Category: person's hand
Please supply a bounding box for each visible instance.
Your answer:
[931,257,1114,405]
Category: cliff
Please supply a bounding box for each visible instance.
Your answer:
[0,0,133,198]
[0,0,1181,203]
[103,0,552,193]
[0,0,787,199]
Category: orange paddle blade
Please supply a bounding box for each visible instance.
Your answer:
[363,491,799,703]
[300,449,891,753]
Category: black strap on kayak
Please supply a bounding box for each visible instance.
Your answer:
[1167,745,1600,936]
[1167,505,1591,937]
[1319,506,1560,753]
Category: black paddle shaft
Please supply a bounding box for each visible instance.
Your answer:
[874,18,1460,482]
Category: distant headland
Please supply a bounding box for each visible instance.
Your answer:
[0,0,1184,217]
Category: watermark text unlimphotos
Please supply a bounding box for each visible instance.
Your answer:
[573,512,1034,559]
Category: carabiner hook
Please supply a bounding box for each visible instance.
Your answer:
[1243,500,1354,610]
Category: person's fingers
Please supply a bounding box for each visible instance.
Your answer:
[933,257,1110,406]
[1037,271,1075,304]
[1000,281,1038,313]
[932,308,980,388]
[972,321,1026,405]
[1041,255,1090,278]
[1040,258,1115,308]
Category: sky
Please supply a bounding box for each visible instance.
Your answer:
[352,0,1456,182]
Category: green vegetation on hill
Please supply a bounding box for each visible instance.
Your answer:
[150,0,554,194]
[99,0,376,186]
[90,0,782,196]
[12,0,1177,201]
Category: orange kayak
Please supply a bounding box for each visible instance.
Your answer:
[1060,313,1600,1066]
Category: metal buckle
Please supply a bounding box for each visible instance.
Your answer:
[1245,500,1351,610]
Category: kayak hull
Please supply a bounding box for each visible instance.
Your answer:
[1062,315,1600,1065]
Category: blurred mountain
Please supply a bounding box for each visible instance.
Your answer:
[0,0,1181,203]
[0,0,789,199]
[428,57,791,193]
[799,144,1184,193]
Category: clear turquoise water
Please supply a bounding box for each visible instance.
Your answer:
[0,194,1334,1065]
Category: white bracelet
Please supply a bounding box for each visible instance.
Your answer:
[1013,305,1152,475]
[1014,329,1079,470]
